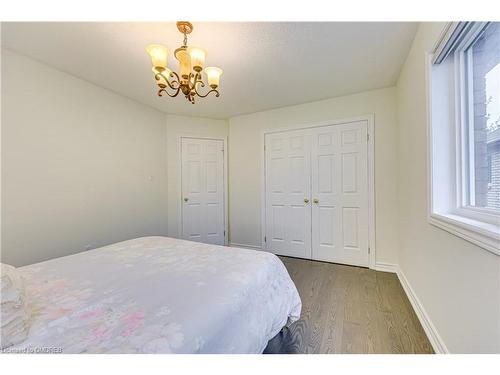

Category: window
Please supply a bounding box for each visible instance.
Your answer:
[428,22,500,255]
[466,23,500,211]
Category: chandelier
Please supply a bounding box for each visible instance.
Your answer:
[146,21,223,104]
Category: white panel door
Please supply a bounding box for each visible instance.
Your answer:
[311,121,369,266]
[265,129,312,258]
[181,138,225,245]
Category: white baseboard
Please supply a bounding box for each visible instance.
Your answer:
[396,267,449,354]
[228,242,262,250]
[373,262,398,273]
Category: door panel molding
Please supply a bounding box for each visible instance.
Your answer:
[264,128,312,258]
[261,115,375,269]
[311,121,369,266]
[178,136,228,246]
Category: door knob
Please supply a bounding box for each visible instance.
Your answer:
[183,197,189,202]
[313,198,319,204]
[304,198,310,204]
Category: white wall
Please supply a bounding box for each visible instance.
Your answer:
[1,50,169,266]
[396,23,500,353]
[3,27,499,353]
[228,87,400,265]
[165,114,228,238]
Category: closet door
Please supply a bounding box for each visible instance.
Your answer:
[310,121,369,267]
[181,138,225,245]
[264,129,312,258]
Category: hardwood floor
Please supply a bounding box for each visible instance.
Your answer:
[264,256,433,354]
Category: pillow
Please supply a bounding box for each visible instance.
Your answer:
[1,263,31,349]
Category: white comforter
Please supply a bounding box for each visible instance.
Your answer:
[9,237,301,353]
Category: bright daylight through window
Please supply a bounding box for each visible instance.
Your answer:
[468,22,500,210]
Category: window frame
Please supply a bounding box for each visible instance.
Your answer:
[427,22,500,255]
[456,23,499,220]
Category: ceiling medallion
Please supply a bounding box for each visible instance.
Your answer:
[146,21,223,104]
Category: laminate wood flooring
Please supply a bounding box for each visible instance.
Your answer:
[264,256,433,354]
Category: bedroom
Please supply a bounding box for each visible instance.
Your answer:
[1,1,499,373]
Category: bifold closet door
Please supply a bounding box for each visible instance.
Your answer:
[264,121,369,267]
[181,138,225,245]
[264,129,312,258]
[310,122,369,266]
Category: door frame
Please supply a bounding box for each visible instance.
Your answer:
[260,115,376,269]
[178,135,229,246]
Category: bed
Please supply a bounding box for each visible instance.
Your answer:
[3,236,301,353]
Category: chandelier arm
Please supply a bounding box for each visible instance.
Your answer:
[193,84,220,98]
[167,71,181,88]
[155,72,180,90]
[187,72,195,89]
[158,87,180,98]
[190,72,218,98]
[194,72,205,88]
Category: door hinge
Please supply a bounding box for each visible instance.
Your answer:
[368,247,371,254]
[367,133,370,142]
[264,236,267,242]
[224,230,226,236]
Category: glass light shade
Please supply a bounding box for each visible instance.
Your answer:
[189,47,207,72]
[146,44,168,71]
[175,48,192,79]
[204,67,223,88]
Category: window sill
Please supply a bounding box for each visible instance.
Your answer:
[429,212,500,256]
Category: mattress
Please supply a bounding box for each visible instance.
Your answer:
[8,236,301,353]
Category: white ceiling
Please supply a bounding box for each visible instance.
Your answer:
[1,22,418,119]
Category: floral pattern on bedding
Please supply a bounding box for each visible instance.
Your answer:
[8,237,301,353]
